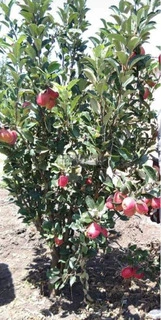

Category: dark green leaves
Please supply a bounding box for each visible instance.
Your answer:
[143,165,157,181]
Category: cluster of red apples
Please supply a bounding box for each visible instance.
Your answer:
[106,191,161,217]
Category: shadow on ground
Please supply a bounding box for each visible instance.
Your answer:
[0,263,15,306]
[23,242,160,320]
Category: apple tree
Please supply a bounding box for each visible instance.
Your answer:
[0,0,160,300]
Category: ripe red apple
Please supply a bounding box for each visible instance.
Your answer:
[86,222,101,239]
[151,197,161,209]
[10,130,18,145]
[54,237,63,246]
[135,200,149,214]
[36,88,59,109]
[85,177,92,185]
[133,267,144,279]
[101,227,108,237]
[122,197,136,217]
[36,91,49,106]
[105,195,114,209]
[143,197,152,207]
[143,87,150,100]
[140,46,145,55]
[120,266,134,279]
[58,175,69,188]
[0,128,12,144]
[47,87,59,99]
[0,128,17,145]
[113,191,127,212]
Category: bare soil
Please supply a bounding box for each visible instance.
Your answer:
[0,188,160,320]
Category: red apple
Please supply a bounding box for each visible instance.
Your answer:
[105,195,114,209]
[140,46,145,55]
[36,91,49,106]
[86,222,101,239]
[143,87,150,100]
[54,237,63,246]
[85,177,92,185]
[58,175,69,188]
[143,197,152,207]
[120,266,134,279]
[36,88,59,109]
[151,197,161,209]
[135,200,149,214]
[0,128,17,145]
[101,227,108,237]
[10,130,18,145]
[113,191,127,212]
[133,267,144,279]
[122,197,136,217]
[47,87,59,99]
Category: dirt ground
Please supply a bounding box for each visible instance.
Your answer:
[0,188,160,320]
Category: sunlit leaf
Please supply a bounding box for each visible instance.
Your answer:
[85,196,96,210]
[143,165,157,181]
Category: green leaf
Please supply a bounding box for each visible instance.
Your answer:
[107,34,126,45]
[85,196,96,210]
[7,53,17,65]
[69,276,76,287]
[118,148,133,161]
[116,51,128,65]
[106,58,119,73]
[96,80,107,95]
[111,14,122,25]
[127,36,140,51]
[96,196,105,212]
[50,276,61,285]
[137,7,145,26]
[140,22,156,37]
[93,44,105,58]
[71,95,81,111]
[90,98,100,114]
[103,109,114,125]
[83,68,96,83]
[113,40,122,51]
[28,23,38,36]
[25,45,36,59]
[122,16,131,34]
[20,10,33,21]
[120,74,134,87]
[22,131,34,142]
[110,5,120,14]
[12,42,21,59]
[80,212,92,223]
[143,165,157,181]
[17,34,27,44]
[10,70,19,83]
[34,38,42,51]
[128,55,146,68]
[67,79,79,90]
[48,62,60,73]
